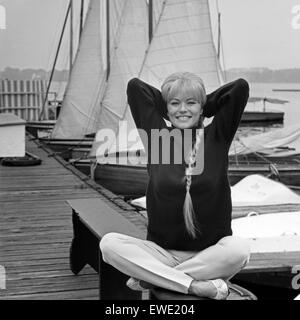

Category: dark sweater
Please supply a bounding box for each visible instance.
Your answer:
[127,78,249,251]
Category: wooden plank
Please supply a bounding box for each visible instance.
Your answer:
[0,230,72,240]
[0,241,71,251]
[0,238,71,247]
[68,198,146,239]
[6,274,98,288]
[1,280,99,296]
[0,289,99,300]
[2,258,75,268]
[5,265,95,278]
[1,247,71,258]
[1,252,70,263]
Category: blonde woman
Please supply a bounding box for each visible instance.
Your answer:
[100,72,250,300]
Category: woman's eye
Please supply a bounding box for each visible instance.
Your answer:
[170,101,179,106]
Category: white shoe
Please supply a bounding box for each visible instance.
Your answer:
[210,279,229,300]
[126,277,148,291]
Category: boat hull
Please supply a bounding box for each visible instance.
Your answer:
[39,138,93,160]
[26,121,56,138]
[241,111,284,123]
[73,160,300,197]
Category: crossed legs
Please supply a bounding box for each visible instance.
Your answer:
[100,232,250,297]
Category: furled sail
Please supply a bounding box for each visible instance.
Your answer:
[229,124,300,157]
[51,0,107,139]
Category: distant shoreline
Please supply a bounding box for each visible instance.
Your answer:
[225,68,300,84]
[1,67,300,83]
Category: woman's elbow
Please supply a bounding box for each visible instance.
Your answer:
[127,78,141,96]
[237,78,250,95]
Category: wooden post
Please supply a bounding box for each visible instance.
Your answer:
[25,81,29,121]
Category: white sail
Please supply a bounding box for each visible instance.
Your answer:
[140,0,222,92]
[97,0,148,123]
[51,0,107,139]
[90,0,149,156]
[90,0,222,157]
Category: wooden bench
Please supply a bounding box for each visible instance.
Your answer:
[68,198,257,300]
[68,198,146,300]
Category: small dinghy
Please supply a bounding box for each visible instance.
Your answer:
[131,174,300,210]
[1,152,42,166]
[232,212,300,253]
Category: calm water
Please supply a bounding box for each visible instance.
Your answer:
[240,82,300,136]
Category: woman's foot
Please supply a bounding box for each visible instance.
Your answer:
[188,279,228,300]
[126,277,155,291]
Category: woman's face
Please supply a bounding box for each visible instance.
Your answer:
[167,91,203,129]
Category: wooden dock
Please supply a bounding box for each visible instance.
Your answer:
[0,134,139,300]
[1,134,300,299]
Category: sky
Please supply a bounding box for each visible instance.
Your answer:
[0,0,300,71]
[210,0,300,70]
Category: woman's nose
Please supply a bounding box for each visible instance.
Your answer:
[179,102,188,112]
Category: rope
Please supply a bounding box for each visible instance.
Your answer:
[90,159,98,181]
[233,136,280,180]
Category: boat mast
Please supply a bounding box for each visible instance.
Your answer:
[69,0,74,73]
[217,12,221,59]
[215,0,227,83]
[79,0,84,41]
[106,0,110,81]
[39,2,71,121]
[148,0,153,43]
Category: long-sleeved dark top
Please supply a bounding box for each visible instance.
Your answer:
[127,78,249,251]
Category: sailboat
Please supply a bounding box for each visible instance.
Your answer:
[41,0,300,197]
[241,96,287,123]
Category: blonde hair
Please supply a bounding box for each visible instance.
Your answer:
[161,72,206,238]
[161,72,207,105]
[184,127,203,238]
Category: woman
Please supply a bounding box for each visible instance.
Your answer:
[100,72,251,299]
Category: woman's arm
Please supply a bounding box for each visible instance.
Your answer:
[127,78,168,135]
[203,79,249,146]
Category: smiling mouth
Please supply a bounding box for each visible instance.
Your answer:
[176,116,192,121]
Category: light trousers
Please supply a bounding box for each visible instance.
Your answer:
[100,232,250,294]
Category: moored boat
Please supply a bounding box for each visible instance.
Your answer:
[73,157,300,198]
